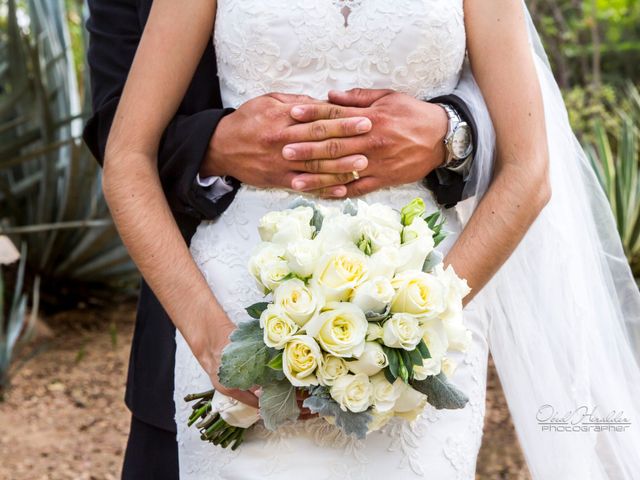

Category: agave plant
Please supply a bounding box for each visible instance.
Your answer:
[0,243,39,397]
[0,0,136,294]
[585,83,640,278]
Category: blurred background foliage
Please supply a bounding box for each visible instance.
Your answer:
[0,0,639,387]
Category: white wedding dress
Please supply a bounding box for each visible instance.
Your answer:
[173,1,491,479]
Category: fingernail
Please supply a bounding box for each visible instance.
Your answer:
[332,186,347,197]
[291,106,304,117]
[283,147,296,159]
[355,118,371,133]
[353,156,367,169]
[292,179,306,190]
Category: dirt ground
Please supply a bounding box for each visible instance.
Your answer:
[0,303,531,480]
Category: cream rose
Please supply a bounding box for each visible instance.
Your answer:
[316,354,349,386]
[314,213,359,253]
[273,278,322,327]
[350,276,394,314]
[382,313,423,350]
[304,302,368,358]
[366,322,383,341]
[413,319,449,379]
[259,259,291,292]
[358,220,401,253]
[258,206,314,244]
[282,335,322,387]
[368,246,400,280]
[393,382,428,421]
[369,372,403,412]
[330,372,373,413]
[433,264,472,322]
[367,407,395,432]
[312,248,368,302]
[248,242,286,291]
[397,217,435,273]
[259,305,299,349]
[443,320,472,352]
[346,341,388,376]
[356,200,403,232]
[391,270,446,319]
[285,239,319,278]
[441,356,458,377]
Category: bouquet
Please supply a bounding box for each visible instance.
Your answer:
[185,197,472,450]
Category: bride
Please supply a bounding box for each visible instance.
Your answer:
[102,0,640,478]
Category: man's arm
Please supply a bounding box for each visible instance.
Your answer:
[83,0,237,221]
[424,94,478,208]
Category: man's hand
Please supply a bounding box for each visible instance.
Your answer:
[285,89,449,197]
[200,93,372,196]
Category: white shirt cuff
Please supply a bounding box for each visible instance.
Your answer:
[195,174,234,202]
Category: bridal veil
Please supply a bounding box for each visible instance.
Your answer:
[452,1,640,478]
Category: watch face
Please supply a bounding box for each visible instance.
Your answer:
[451,125,472,159]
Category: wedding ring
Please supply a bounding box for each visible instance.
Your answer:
[351,170,360,180]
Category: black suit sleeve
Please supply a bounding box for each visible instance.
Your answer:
[82,0,238,221]
[424,94,478,208]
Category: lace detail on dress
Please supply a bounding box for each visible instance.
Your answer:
[214,0,466,108]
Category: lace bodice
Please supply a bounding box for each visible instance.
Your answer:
[214,0,467,108]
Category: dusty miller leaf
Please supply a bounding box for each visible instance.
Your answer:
[303,393,372,439]
[410,372,468,410]
[259,380,300,431]
[422,250,444,273]
[218,319,269,390]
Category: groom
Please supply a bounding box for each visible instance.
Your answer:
[83,0,477,478]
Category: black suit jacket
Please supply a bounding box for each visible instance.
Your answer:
[83,0,477,432]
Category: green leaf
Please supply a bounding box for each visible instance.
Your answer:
[218,319,270,390]
[245,302,270,319]
[416,339,431,359]
[407,347,424,367]
[259,380,300,431]
[267,352,283,370]
[303,393,372,439]
[399,349,414,379]
[410,373,469,410]
[382,345,399,380]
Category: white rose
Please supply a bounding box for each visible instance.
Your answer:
[312,248,368,302]
[351,276,394,314]
[259,259,290,292]
[391,270,446,319]
[358,220,401,253]
[441,356,458,377]
[366,322,383,341]
[382,313,423,350]
[369,372,403,412]
[356,200,403,232]
[273,278,322,327]
[282,335,322,387]
[367,407,395,432]
[259,305,299,349]
[330,372,373,413]
[248,242,286,291]
[347,341,388,376]
[317,354,349,386]
[433,264,472,321]
[393,382,428,421]
[412,357,442,380]
[397,217,435,273]
[443,320,472,352]
[314,213,359,252]
[285,239,319,278]
[304,302,368,358]
[368,246,400,280]
[258,206,314,244]
[413,319,448,379]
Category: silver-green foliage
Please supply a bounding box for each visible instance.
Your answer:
[0,245,39,394]
[0,0,135,286]
[586,83,640,278]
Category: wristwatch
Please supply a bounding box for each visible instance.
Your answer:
[437,103,474,173]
